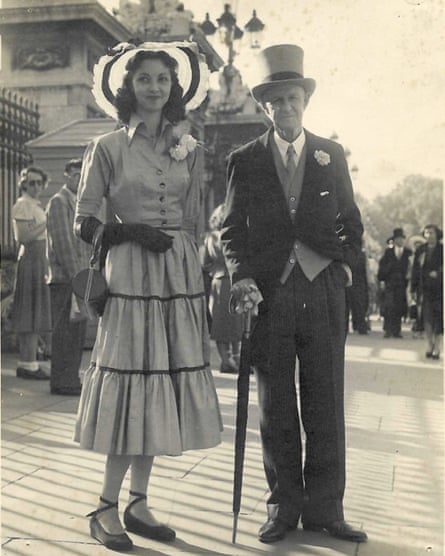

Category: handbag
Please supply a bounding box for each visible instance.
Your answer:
[72,225,109,319]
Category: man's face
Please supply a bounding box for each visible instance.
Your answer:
[394,236,405,248]
[65,167,81,193]
[261,84,309,141]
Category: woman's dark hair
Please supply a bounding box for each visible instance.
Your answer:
[423,224,443,241]
[18,166,48,195]
[114,50,185,125]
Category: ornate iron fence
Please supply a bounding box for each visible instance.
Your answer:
[0,88,40,256]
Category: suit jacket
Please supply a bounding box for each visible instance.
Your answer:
[46,185,90,284]
[221,128,363,286]
[377,246,412,289]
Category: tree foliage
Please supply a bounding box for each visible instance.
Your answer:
[360,175,443,256]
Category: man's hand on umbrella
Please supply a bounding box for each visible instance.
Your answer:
[231,278,263,315]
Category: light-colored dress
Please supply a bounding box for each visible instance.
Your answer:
[74,115,223,455]
[11,193,51,334]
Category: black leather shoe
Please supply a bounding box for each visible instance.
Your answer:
[16,367,50,380]
[124,491,175,542]
[87,497,133,552]
[303,519,367,542]
[258,518,295,544]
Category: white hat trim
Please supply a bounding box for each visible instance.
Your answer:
[92,41,210,119]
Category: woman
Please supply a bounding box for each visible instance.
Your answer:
[11,166,51,380]
[411,225,443,359]
[202,204,243,373]
[74,42,222,551]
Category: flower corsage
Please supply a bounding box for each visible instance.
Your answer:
[314,149,331,166]
[169,122,201,161]
[169,134,198,161]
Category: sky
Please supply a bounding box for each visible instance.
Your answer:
[100,0,445,199]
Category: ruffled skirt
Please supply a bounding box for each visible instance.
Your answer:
[74,231,223,455]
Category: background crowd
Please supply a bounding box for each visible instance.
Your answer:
[7,164,444,391]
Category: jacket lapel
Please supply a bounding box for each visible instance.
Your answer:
[252,130,293,223]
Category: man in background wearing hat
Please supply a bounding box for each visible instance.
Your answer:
[378,228,412,338]
[222,44,367,544]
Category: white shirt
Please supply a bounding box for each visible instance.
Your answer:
[274,129,306,167]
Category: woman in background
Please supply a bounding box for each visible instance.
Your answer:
[411,225,443,359]
[202,203,243,373]
[11,166,51,380]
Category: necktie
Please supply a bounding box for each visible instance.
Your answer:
[286,144,297,177]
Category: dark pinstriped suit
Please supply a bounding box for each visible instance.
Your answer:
[222,127,363,527]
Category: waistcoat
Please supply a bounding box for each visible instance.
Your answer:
[271,138,332,283]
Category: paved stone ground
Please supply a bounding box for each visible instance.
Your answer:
[1,319,443,555]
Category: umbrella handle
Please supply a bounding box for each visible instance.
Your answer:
[229,295,252,338]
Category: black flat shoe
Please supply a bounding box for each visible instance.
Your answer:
[431,352,440,360]
[87,497,133,552]
[124,490,175,542]
[303,519,367,542]
[16,367,50,380]
[258,518,296,543]
[426,351,433,358]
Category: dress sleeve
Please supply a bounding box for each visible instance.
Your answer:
[75,138,112,232]
[182,148,202,240]
[12,198,33,221]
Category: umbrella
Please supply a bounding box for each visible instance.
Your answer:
[232,309,253,544]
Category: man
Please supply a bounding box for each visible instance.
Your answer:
[46,159,90,395]
[222,44,367,544]
[346,243,370,334]
[377,228,412,338]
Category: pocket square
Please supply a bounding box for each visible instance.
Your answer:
[320,191,330,196]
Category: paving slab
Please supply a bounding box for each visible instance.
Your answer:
[1,323,443,555]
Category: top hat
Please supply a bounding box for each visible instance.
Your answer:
[92,41,210,120]
[250,44,316,102]
[392,228,405,239]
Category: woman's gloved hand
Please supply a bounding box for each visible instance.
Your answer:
[102,223,173,252]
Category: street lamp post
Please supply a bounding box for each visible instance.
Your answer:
[200,4,265,69]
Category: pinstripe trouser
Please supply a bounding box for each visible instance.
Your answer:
[252,261,348,526]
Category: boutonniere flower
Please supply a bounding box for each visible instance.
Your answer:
[169,122,201,161]
[314,150,331,166]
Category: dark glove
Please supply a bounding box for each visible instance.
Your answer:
[102,223,173,252]
[79,216,102,244]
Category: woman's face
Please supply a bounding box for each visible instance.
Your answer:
[424,227,438,245]
[23,171,44,199]
[131,58,172,115]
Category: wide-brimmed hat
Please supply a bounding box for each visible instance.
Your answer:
[250,44,316,102]
[92,41,211,119]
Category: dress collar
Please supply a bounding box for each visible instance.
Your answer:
[126,114,171,145]
[21,192,42,205]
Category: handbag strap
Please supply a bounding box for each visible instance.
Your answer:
[84,225,104,316]
[89,224,104,268]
